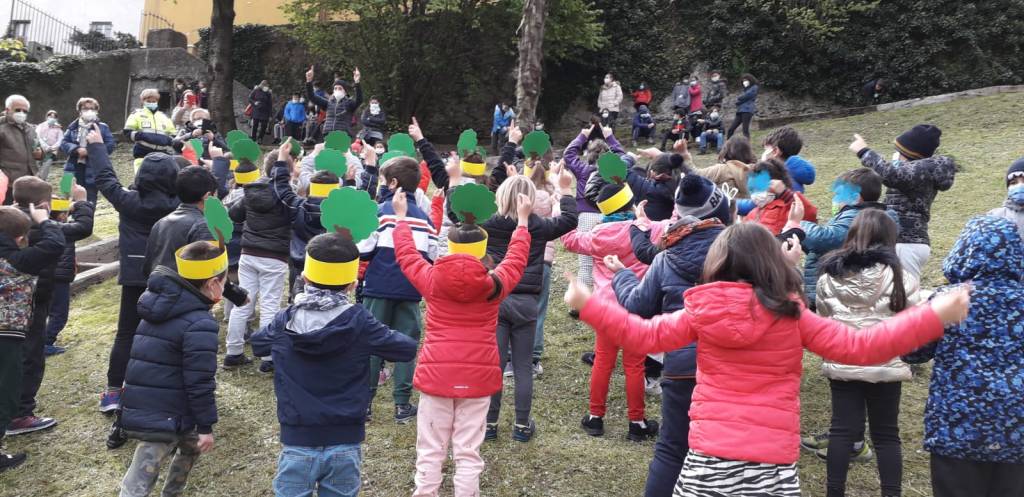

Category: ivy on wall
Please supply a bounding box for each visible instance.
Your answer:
[0,55,83,96]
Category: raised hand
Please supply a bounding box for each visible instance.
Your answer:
[603,254,626,272]
[505,163,518,178]
[408,117,424,142]
[353,67,361,84]
[557,165,574,192]
[781,235,802,266]
[788,198,805,222]
[305,65,315,83]
[849,133,868,154]
[508,120,523,144]
[86,129,103,144]
[633,199,651,231]
[516,192,533,225]
[28,203,47,224]
[392,186,408,219]
[71,182,87,202]
[563,272,593,312]
[931,285,972,325]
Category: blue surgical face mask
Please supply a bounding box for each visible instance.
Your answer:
[1009,184,1024,205]
[144,102,158,112]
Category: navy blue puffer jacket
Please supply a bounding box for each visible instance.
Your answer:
[613,221,724,377]
[120,267,219,436]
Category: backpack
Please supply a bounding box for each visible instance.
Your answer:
[0,258,37,337]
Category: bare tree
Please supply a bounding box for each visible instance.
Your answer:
[514,0,545,127]
[208,0,235,132]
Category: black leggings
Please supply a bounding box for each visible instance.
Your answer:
[107,285,145,388]
[727,112,753,139]
[251,119,270,142]
[826,379,902,497]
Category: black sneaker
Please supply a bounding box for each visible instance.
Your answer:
[0,452,26,472]
[485,423,498,441]
[365,404,373,423]
[106,418,128,450]
[581,352,595,366]
[512,419,537,443]
[581,415,604,437]
[395,403,418,424]
[568,309,580,320]
[258,360,274,374]
[628,419,660,442]
[223,354,252,368]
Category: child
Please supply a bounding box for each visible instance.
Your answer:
[123,88,176,160]
[357,155,439,423]
[588,148,687,222]
[526,160,560,375]
[0,205,64,471]
[117,240,224,497]
[227,150,293,372]
[744,159,818,235]
[392,184,531,496]
[563,182,658,441]
[91,130,180,414]
[762,126,816,193]
[632,105,656,147]
[697,135,757,200]
[143,166,219,277]
[815,210,920,497]
[788,168,889,306]
[251,230,417,497]
[6,176,65,436]
[848,126,956,279]
[481,173,578,442]
[45,182,94,356]
[565,222,970,496]
[986,158,1024,237]
[904,216,1024,497]
[660,110,687,151]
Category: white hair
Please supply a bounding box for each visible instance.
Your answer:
[189,108,210,121]
[5,94,29,110]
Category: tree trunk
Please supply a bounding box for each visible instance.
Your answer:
[514,0,545,128]
[209,0,236,133]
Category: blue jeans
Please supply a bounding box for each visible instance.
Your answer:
[644,378,696,497]
[45,282,71,345]
[274,444,362,497]
[533,263,552,361]
[699,130,724,152]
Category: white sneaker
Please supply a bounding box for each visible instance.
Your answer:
[532,361,543,377]
[645,377,662,396]
[503,363,514,378]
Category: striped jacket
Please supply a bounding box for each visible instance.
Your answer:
[358,189,438,301]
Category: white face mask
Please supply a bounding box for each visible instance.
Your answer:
[710,112,719,119]
[751,191,775,208]
[47,117,57,125]
[261,86,269,92]
[11,110,27,124]
[761,146,775,161]
[604,77,612,84]
[292,98,300,103]
[81,110,97,121]
[193,119,204,128]
[333,90,345,100]
[370,104,380,114]
[743,80,751,88]
[144,102,158,112]
[374,147,386,155]
[690,80,697,86]
[711,76,720,82]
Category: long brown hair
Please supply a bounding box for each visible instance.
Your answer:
[818,209,907,312]
[718,135,757,164]
[702,223,805,317]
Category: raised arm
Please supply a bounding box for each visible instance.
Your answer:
[305,82,329,108]
[580,296,696,354]
[612,263,663,318]
[800,304,945,365]
[629,225,660,265]
[494,226,531,300]
[392,221,433,296]
[536,194,579,240]
[857,148,921,192]
[562,132,589,177]
[6,219,65,275]
[89,141,133,211]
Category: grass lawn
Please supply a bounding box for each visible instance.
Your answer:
[3,92,1022,496]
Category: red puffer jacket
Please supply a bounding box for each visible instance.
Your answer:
[579,281,944,464]
[746,189,817,235]
[393,221,531,398]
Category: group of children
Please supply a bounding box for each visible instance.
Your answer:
[0,83,1021,497]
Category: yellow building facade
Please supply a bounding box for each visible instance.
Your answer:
[140,0,292,46]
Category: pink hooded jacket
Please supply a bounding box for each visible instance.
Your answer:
[562,220,649,292]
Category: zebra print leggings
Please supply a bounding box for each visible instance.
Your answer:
[673,450,800,497]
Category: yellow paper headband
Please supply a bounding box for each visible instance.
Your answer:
[50,198,70,212]
[175,246,228,280]
[524,165,535,178]
[461,159,486,176]
[597,183,634,215]
[309,182,339,198]
[229,159,239,171]
[233,169,260,185]
[304,255,358,286]
[448,233,488,259]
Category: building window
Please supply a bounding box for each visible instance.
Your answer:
[89,22,112,38]
[10,20,29,39]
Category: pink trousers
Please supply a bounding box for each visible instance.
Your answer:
[412,393,490,497]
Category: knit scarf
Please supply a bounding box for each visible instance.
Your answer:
[294,286,350,312]
[1004,195,1024,212]
[602,211,635,223]
[659,218,723,249]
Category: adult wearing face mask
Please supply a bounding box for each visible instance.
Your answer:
[34,110,62,180]
[305,66,363,138]
[124,88,176,160]
[688,76,703,113]
[704,71,728,109]
[61,98,114,204]
[989,158,1024,238]
[282,93,307,142]
[249,80,274,144]
[597,73,623,128]
[726,74,759,139]
[172,108,227,158]
[671,77,692,114]
[360,97,386,146]
[632,82,652,110]
[0,94,43,204]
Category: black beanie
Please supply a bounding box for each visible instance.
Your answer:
[894,124,941,160]
[597,183,634,215]
[1007,157,1024,186]
[674,174,731,225]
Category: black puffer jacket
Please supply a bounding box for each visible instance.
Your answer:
[54,201,95,283]
[306,82,363,135]
[91,143,180,287]
[482,195,578,294]
[120,267,218,437]
[858,148,956,245]
[229,179,291,259]
[144,204,213,276]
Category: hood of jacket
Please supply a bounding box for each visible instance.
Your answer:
[134,152,179,197]
[242,180,278,212]
[283,304,365,357]
[683,281,771,348]
[944,215,1024,283]
[663,224,725,282]
[137,267,214,324]
[430,254,497,304]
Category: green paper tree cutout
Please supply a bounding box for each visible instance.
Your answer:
[388,133,416,157]
[378,150,407,166]
[189,138,204,159]
[319,187,378,242]
[59,172,74,197]
[449,183,497,224]
[457,129,478,158]
[288,137,302,158]
[226,129,247,148]
[522,130,551,160]
[231,138,261,163]
[315,149,348,178]
[324,131,351,152]
[204,197,233,247]
[598,152,628,184]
